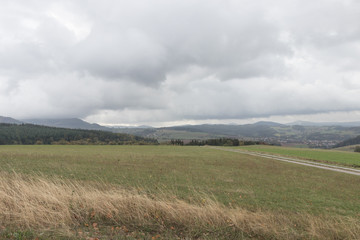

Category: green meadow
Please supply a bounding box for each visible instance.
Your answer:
[0,145,359,239]
[0,145,359,215]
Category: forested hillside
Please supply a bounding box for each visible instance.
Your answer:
[0,124,158,145]
[333,135,360,148]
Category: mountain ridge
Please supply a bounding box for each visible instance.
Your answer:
[2,116,360,148]
[286,121,360,127]
[0,116,23,124]
[22,118,111,131]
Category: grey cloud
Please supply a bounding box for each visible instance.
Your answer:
[69,0,292,84]
[275,0,360,71]
[0,0,293,85]
[286,1,360,47]
[0,0,360,124]
[0,72,169,119]
[0,10,75,78]
[72,26,167,85]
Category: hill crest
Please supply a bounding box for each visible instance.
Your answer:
[0,116,22,124]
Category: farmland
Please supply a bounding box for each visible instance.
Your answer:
[0,145,359,239]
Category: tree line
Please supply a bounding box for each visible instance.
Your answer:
[170,138,266,146]
[0,124,158,145]
[333,135,360,148]
[355,146,360,153]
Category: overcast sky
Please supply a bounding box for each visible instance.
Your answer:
[1,0,360,126]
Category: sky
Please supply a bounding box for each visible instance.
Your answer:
[0,0,360,127]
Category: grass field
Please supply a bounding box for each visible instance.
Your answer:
[235,145,360,168]
[0,145,359,239]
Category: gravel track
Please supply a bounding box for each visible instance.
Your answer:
[206,146,360,176]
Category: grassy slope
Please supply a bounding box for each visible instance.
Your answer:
[335,144,360,152]
[0,145,359,217]
[235,145,360,168]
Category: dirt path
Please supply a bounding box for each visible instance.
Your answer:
[206,146,360,176]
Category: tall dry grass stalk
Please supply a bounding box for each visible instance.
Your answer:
[0,172,359,239]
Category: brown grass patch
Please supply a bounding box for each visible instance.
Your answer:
[0,172,359,239]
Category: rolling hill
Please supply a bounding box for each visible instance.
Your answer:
[22,118,111,131]
[116,123,360,147]
[0,123,158,145]
[0,116,22,124]
[2,116,360,148]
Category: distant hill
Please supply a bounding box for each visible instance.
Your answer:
[0,116,22,124]
[333,135,360,148]
[0,123,157,145]
[23,118,111,131]
[287,121,360,127]
[161,124,278,138]
[109,125,154,129]
[253,121,285,127]
[3,115,360,148]
[116,123,360,148]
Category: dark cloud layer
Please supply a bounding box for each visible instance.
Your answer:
[0,0,359,125]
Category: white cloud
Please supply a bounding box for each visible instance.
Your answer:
[0,0,360,125]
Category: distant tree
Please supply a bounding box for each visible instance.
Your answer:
[170,139,184,145]
[184,138,244,146]
[355,146,360,153]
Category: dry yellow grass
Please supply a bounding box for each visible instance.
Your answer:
[0,172,359,239]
